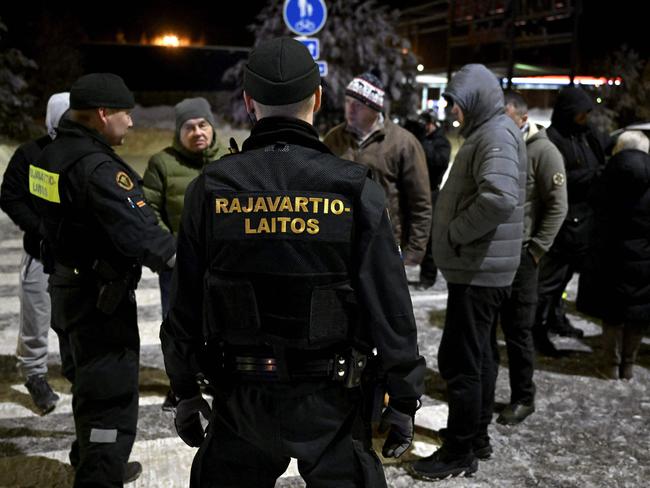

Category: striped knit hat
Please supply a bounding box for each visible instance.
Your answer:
[345,72,385,112]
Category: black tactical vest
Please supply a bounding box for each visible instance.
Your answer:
[30,123,132,270]
[202,140,369,352]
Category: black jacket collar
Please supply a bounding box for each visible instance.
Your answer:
[242,116,332,154]
[56,119,115,153]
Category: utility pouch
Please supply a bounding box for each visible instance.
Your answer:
[309,281,357,346]
[336,348,367,389]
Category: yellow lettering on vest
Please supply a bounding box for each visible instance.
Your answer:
[266,196,281,212]
[291,218,306,233]
[258,218,271,233]
[307,218,320,234]
[242,197,254,213]
[254,197,269,212]
[331,199,344,215]
[29,165,61,203]
[279,197,293,212]
[215,198,229,213]
[229,198,241,213]
[244,218,257,234]
[295,196,309,212]
[309,197,322,212]
[277,217,291,232]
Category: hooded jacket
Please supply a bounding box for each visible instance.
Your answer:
[323,119,432,264]
[433,64,527,286]
[143,131,224,235]
[0,93,70,258]
[546,86,606,256]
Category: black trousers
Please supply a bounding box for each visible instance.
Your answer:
[50,281,139,488]
[420,191,439,284]
[438,283,510,454]
[496,249,538,405]
[191,381,386,488]
[534,250,581,336]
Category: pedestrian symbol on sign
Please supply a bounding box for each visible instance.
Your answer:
[283,0,327,36]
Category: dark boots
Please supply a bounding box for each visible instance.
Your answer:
[600,323,644,380]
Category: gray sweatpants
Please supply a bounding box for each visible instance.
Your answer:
[16,253,51,378]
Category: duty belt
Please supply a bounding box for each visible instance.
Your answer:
[227,349,368,388]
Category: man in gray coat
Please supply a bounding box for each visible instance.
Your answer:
[409,64,527,481]
[495,91,568,426]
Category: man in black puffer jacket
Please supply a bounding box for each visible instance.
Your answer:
[533,86,608,355]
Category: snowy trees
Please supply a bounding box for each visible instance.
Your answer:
[0,18,37,139]
[222,0,419,130]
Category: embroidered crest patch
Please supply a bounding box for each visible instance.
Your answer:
[552,172,565,186]
[116,171,134,191]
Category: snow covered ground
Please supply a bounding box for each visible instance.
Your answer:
[1,126,649,487]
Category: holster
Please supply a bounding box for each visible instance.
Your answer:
[93,260,139,314]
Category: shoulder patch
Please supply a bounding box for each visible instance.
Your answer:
[116,171,134,191]
[552,172,565,186]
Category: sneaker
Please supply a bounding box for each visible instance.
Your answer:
[409,445,478,481]
[496,402,535,425]
[25,375,59,414]
[437,428,492,460]
[124,461,142,484]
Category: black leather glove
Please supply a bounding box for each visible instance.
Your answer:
[378,405,414,458]
[174,394,212,447]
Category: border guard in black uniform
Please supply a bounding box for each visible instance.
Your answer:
[161,37,426,487]
[30,73,176,487]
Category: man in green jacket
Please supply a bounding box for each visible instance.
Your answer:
[143,97,224,316]
[144,98,224,411]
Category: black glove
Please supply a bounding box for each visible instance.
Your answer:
[174,394,212,447]
[378,405,414,458]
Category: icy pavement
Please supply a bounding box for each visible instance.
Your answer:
[0,207,649,487]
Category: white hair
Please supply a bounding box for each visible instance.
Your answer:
[613,130,650,154]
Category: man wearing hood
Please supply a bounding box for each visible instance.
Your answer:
[409,64,526,481]
[533,86,608,355]
[0,92,70,415]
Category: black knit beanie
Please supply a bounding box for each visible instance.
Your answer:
[70,73,135,110]
[244,37,321,106]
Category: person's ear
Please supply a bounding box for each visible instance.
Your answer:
[243,91,255,115]
[313,86,322,113]
[97,107,109,124]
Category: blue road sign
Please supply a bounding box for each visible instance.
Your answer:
[317,61,328,77]
[296,37,320,59]
[283,0,327,36]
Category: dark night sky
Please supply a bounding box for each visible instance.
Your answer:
[1,1,647,72]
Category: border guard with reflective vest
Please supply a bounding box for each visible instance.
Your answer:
[30,73,176,487]
[161,37,425,488]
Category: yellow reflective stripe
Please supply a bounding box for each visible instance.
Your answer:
[29,164,61,203]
